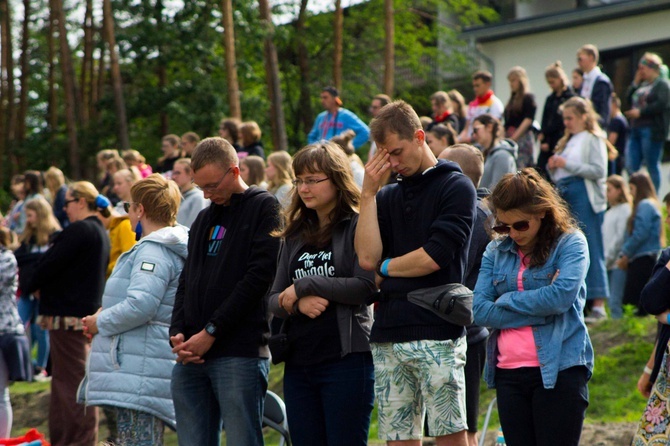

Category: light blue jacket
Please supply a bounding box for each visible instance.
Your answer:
[307,108,370,149]
[620,198,662,261]
[473,231,594,389]
[78,225,188,429]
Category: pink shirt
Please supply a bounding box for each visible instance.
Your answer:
[496,249,540,369]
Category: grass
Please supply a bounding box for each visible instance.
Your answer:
[9,311,658,444]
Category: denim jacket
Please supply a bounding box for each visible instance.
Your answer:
[473,230,594,389]
[620,199,662,261]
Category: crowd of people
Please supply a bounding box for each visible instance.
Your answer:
[0,42,668,446]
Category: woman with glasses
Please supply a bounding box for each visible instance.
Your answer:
[471,114,518,191]
[24,181,111,446]
[267,142,376,445]
[547,96,611,321]
[80,174,188,445]
[473,169,593,446]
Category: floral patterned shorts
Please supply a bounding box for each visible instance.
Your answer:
[372,337,468,440]
[634,345,670,445]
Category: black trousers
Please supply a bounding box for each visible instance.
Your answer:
[495,366,589,446]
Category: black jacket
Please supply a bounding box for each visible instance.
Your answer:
[627,77,670,142]
[541,89,576,151]
[372,159,476,343]
[26,217,109,318]
[170,187,280,359]
[641,248,670,383]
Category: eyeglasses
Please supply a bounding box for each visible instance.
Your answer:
[492,220,530,234]
[472,126,484,134]
[63,198,78,207]
[122,202,140,213]
[292,178,329,187]
[194,168,232,192]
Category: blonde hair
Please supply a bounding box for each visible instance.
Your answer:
[114,168,140,186]
[130,174,181,226]
[0,227,18,250]
[555,98,619,160]
[267,151,294,193]
[506,66,531,114]
[545,61,569,91]
[122,149,147,165]
[44,167,66,198]
[20,197,61,246]
[70,181,111,218]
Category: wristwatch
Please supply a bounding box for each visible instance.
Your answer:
[205,322,218,337]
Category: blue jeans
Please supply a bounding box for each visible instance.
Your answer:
[626,126,664,193]
[495,366,589,446]
[171,357,269,446]
[284,352,374,446]
[557,177,609,299]
[17,296,49,369]
[608,268,627,319]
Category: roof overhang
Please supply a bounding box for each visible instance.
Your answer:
[461,0,670,43]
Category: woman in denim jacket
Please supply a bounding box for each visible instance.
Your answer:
[617,172,663,315]
[473,169,594,446]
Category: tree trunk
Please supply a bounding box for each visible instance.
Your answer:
[258,0,287,151]
[221,0,241,119]
[80,0,93,125]
[383,0,394,96]
[54,0,81,177]
[296,0,312,135]
[92,29,106,124]
[0,0,16,183]
[154,0,168,136]
[333,0,343,91]
[103,0,130,151]
[47,0,58,135]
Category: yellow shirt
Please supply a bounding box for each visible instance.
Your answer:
[107,216,137,278]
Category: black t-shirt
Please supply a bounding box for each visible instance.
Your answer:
[287,243,341,366]
[504,93,536,130]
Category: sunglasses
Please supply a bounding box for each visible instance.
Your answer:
[123,202,139,213]
[492,220,530,234]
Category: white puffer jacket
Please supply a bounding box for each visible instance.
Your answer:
[78,225,188,429]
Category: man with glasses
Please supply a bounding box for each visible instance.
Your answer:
[169,137,280,446]
[577,44,613,126]
[356,100,476,446]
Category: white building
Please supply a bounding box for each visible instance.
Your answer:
[460,0,670,113]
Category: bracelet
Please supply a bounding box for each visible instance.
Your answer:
[644,365,653,375]
[376,258,391,278]
[380,258,391,277]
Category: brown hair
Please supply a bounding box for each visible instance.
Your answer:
[23,170,43,196]
[370,100,421,146]
[488,168,578,267]
[506,66,531,114]
[131,174,181,226]
[106,157,127,173]
[173,158,193,174]
[428,124,457,147]
[605,175,631,207]
[627,172,664,246]
[473,70,493,83]
[122,149,147,165]
[430,91,452,111]
[473,114,503,154]
[219,118,241,144]
[162,134,181,148]
[191,137,239,172]
[240,156,266,187]
[21,197,61,246]
[373,94,392,107]
[0,227,18,250]
[275,142,360,247]
[438,143,484,188]
[182,131,201,145]
[267,151,295,193]
[240,121,262,146]
[448,90,467,119]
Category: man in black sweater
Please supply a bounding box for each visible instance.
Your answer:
[356,100,476,445]
[169,137,280,446]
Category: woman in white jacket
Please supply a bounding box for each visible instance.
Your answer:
[80,174,188,445]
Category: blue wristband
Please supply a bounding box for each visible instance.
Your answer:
[380,258,391,277]
[666,313,670,325]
